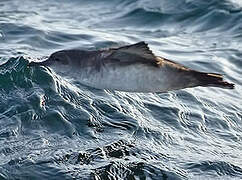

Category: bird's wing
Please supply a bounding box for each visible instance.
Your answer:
[103,42,160,66]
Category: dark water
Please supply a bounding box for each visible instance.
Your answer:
[0,0,242,179]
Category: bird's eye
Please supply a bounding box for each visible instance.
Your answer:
[55,58,61,61]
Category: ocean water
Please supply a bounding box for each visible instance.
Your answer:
[0,0,242,179]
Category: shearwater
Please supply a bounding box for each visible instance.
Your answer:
[29,42,234,93]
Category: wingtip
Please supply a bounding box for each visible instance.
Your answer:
[136,41,148,46]
[128,41,149,49]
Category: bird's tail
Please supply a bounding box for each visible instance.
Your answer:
[193,71,234,89]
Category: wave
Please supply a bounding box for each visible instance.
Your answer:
[104,0,242,34]
[0,0,242,179]
[187,160,242,177]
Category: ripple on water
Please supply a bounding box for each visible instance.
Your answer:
[187,160,242,177]
[0,0,242,179]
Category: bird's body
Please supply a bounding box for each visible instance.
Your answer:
[29,42,234,92]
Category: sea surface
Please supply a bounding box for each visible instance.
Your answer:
[0,0,242,179]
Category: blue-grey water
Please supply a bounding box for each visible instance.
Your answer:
[0,0,242,179]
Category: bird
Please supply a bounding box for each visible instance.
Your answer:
[29,41,234,93]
